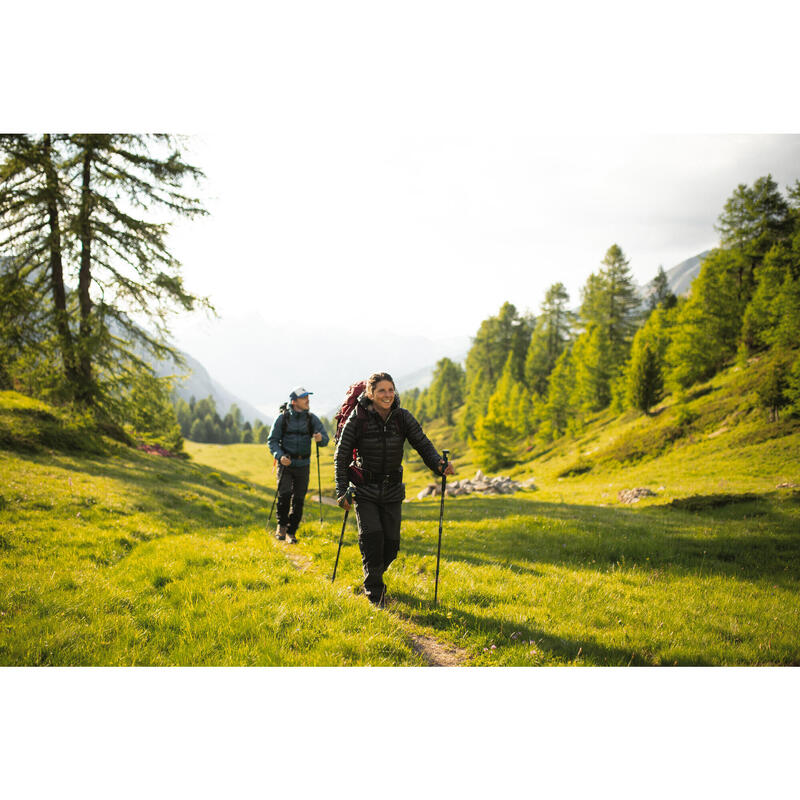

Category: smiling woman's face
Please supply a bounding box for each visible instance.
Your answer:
[369,380,395,412]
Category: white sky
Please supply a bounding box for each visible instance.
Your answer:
[168,132,800,340]
[8,1,799,345]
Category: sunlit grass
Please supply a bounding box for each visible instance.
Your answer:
[2,378,799,667]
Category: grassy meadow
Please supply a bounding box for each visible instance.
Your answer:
[1,368,799,666]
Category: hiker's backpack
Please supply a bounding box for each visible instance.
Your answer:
[333,381,367,445]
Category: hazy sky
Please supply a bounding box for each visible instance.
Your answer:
[169,132,800,342]
[8,2,799,347]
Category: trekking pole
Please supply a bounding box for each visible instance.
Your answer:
[433,450,450,606]
[267,462,284,527]
[331,489,353,582]
[315,441,323,525]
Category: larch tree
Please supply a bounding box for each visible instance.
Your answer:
[524,281,573,396]
[0,133,210,416]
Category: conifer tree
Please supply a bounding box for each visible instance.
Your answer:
[471,353,530,467]
[786,353,800,417]
[460,302,533,438]
[524,282,573,396]
[0,134,79,396]
[576,245,640,407]
[756,355,791,422]
[0,134,209,412]
[571,324,613,413]
[537,346,576,442]
[715,174,791,287]
[472,409,516,471]
[666,248,747,388]
[627,341,663,415]
[647,265,677,311]
[426,357,465,424]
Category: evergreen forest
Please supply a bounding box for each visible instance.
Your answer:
[404,174,800,469]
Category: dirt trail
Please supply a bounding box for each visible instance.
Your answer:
[310,494,339,506]
[272,537,470,666]
[398,622,469,667]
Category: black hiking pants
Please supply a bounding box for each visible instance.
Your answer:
[277,464,310,535]
[354,497,402,604]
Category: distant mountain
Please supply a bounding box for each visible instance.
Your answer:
[168,312,472,419]
[637,250,710,304]
[664,250,711,296]
[153,351,269,426]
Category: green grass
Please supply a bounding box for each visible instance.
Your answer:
[0,393,421,665]
[2,369,799,666]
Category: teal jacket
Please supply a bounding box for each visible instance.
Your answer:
[268,408,329,466]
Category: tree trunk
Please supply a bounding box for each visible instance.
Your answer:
[42,134,78,394]
[76,143,95,406]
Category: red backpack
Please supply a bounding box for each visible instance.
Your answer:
[334,380,367,483]
[334,380,367,446]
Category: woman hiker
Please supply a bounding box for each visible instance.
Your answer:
[334,372,454,607]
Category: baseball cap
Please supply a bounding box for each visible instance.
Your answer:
[290,386,313,400]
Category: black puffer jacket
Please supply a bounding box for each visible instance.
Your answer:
[334,394,442,503]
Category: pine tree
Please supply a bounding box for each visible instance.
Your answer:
[426,357,465,424]
[538,346,576,442]
[460,302,533,438]
[576,245,640,407]
[666,249,748,388]
[627,341,663,415]
[648,265,677,311]
[571,324,613,413]
[472,409,516,471]
[715,174,791,286]
[756,355,791,422]
[0,134,79,397]
[786,352,800,416]
[0,134,209,412]
[524,282,573,396]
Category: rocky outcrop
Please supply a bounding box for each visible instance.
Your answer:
[416,470,537,499]
[617,487,656,504]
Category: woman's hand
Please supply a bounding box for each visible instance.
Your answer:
[338,494,353,511]
[439,460,455,476]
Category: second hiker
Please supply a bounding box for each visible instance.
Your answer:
[268,386,330,544]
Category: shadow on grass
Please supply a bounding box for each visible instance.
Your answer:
[399,493,800,585]
[389,588,714,666]
[16,449,275,534]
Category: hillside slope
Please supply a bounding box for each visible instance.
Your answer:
[3,373,798,666]
[400,354,800,505]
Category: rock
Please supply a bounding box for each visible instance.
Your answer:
[416,471,532,499]
[618,487,656,504]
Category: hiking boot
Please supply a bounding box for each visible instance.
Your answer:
[275,525,287,541]
[368,585,386,608]
[287,533,298,544]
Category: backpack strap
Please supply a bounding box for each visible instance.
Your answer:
[282,407,314,438]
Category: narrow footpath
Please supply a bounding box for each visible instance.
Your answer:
[272,531,470,667]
